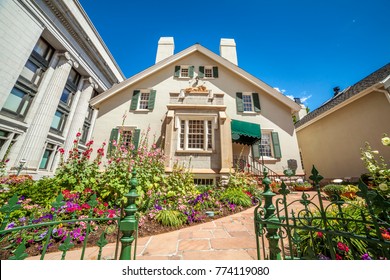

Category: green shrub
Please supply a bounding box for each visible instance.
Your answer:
[155,210,186,227]
[220,188,252,207]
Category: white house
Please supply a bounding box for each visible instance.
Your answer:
[0,0,124,178]
[90,37,304,184]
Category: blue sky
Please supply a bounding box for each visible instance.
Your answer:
[79,0,390,111]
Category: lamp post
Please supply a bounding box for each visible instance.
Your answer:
[16,159,26,176]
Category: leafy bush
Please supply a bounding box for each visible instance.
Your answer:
[155,210,186,227]
[220,188,252,207]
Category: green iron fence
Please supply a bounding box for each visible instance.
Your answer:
[254,166,390,260]
[0,170,139,260]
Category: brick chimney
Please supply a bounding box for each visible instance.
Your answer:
[219,38,238,65]
[155,37,174,63]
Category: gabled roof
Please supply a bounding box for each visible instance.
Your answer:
[295,62,390,128]
[90,43,301,112]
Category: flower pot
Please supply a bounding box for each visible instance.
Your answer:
[294,186,313,191]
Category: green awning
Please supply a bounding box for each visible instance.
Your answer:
[231,119,261,145]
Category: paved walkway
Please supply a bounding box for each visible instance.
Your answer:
[28,191,324,260]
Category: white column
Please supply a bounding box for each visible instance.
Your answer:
[63,77,98,156]
[16,52,78,170]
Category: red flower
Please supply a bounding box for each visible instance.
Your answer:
[76,132,81,137]
[336,253,343,260]
[337,242,349,253]
[58,148,65,154]
[316,232,323,238]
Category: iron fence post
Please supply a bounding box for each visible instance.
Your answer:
[119,169,139,260]
[262,167,281,260]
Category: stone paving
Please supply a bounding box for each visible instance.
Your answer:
[28,191,325,260]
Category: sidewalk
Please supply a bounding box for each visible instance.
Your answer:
[28,191,322,260]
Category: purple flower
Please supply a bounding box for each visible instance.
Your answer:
[6,222,15,229]
[362,253,372,260]
[318,254,330,260]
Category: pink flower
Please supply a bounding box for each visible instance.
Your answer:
[76,132,81,137]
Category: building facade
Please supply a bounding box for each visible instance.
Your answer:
[295,63,390,182]
[90,37,304,184]
[0,0,124,178]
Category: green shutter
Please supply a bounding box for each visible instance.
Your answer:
[198,66,204,78]
[213,66,219,78]
[132,129,141,151]
[130,90,140,110]
[271,132,282,159]
[189,66,194,78]
[252,140,260,159]
[252,93,261,112]
[236,92,243,112]
[174,66,181,77]
[148,90,156,110]
[107,128,119,157]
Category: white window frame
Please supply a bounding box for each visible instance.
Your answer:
[242,92,254,112]
[180,65,190,78]
[117,126,137,148]
[204,66,214,78]
[258,130,275,160]
[138,91,150,110]
[176,115,217,152]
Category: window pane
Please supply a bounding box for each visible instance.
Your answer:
[180,120,185,149]
[242,95,253,112]
[39,149,51,169]
[260,134,272,157]
[188,120,204,149]
[139,92,150,109]
[207,120,212,149]
[3,88,25,112]
[60,87,72,104]
[121,130,132,148]
[51,111,63,130]
[20,60,39,82]
[205,68,213,78]
[34,38,49,57]
[180,68,189,77]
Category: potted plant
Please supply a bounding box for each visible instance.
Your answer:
[293,182,313,191]
[340,185,359,199]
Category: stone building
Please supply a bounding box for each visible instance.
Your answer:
[0,0,124,178]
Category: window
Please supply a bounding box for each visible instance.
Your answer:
[1,38,54,120]
[236,92,261,113]
[178,118,214,151]
[242,93,254,112]
[194,178,214,186]
[0,130,19,160]
[139,92,150,109]
[51,68,80,135]
[260,134,273,157]
[60,68,80,106]
[39,143,55,170]
[130,90,156,111]
[107,127,141,156]
[198,66,218,79]
[174,65,194,78]
[2,86,34,119]
[80,106,93,144]
[252,131,282,159]
[50,110,67,132]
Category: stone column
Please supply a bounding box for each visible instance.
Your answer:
[219,111,233,174]
[16,52,78,170]
[63,77,98,156]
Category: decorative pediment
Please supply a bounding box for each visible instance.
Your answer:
[183,85,208,94]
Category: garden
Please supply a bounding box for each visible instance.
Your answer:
[0,129,262,259]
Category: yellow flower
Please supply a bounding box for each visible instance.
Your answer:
[382,136,390,146]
